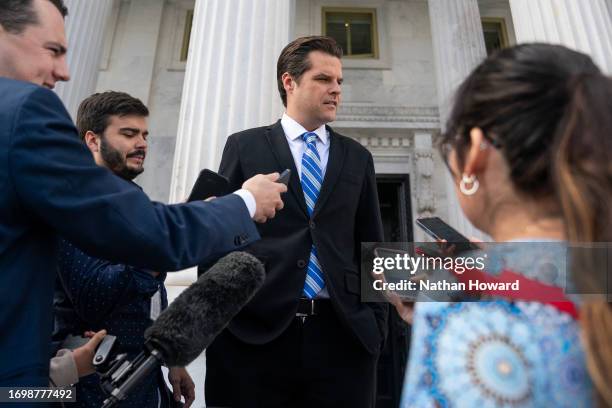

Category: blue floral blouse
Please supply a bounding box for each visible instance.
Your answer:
[400,242,594,407]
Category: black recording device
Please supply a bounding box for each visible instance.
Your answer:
[187,169,230,202]
[277,169,291,186]
[93,335,118,369]
[415,217,479,253]
[61,333,119,372]
[97,252,265,408]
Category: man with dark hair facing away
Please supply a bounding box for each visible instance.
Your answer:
[53,91,195,407]
[204,36,388,407]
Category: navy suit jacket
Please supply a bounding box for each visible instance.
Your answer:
[0,78,259,386]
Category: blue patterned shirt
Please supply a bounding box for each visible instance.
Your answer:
[53,239,170,407]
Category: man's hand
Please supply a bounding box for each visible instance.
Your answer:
[168,367,195,407]
[242,173,287,223]
[72,330,107,377]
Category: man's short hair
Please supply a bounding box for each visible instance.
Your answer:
[0,0,68,34]
[76,91,149,140]
[276,36,343,107]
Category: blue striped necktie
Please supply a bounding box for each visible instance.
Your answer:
[301,132,325,298]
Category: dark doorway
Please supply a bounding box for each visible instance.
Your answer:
[375,175,412,408]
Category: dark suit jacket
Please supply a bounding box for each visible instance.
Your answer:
[217,120,388,355]
[0,78,258,386]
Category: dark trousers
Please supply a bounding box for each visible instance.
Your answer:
[205,303,379,408]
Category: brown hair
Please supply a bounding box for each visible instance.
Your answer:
[441,43,612,405]
[554,73,612,406]
[276,36,343,107]
[76,91,149,140]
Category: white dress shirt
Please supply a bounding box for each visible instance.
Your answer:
[280,113,330,179]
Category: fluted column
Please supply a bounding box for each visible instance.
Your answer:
[510,0,612,74]
[54,0,114,120]
[427,0,487,238]
[169,0,295,203]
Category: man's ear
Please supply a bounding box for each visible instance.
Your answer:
[84,131,100,154]
[282,72,296,95]
[462,127,489,176]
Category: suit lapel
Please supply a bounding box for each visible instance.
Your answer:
[265,121,309,217]
[312,126,345,217]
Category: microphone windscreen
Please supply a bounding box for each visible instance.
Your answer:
[144,251,265,366]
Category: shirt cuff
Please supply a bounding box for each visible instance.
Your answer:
[232,189,256,218]
[49,349,79,386]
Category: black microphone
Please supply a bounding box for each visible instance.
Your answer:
[99,251,265,407]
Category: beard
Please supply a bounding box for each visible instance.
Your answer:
[99,138,145,181]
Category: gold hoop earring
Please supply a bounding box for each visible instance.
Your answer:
[459,173,479,195]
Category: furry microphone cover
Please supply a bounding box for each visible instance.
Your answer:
[144,251,265,367]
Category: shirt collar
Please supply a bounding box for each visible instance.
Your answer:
[281,113,329,145]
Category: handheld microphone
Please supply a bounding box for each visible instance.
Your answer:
[99,251,265,407]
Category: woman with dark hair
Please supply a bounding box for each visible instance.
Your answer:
[398,44,612,407]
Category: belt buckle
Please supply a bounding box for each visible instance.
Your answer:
[296,299,316,322]
[308,299,316,315]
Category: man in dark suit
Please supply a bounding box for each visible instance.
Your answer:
[0,0,286,391]
[205,36,387,408]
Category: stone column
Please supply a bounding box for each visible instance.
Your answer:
[427,0,488,238]
[54,0,114,120]
[509,0,612,74]
[169,0,295,203]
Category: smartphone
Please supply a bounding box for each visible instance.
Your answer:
[415,217,479,252]
[278,169,291,186]
[187,169,230,202]
[372,247,425,300]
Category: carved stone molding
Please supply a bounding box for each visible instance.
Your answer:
[335,105,440,129]
[349,128,438,216]
[413,132,437,216]
[356,134,412,149]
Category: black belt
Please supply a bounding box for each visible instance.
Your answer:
[296,298,331,317]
